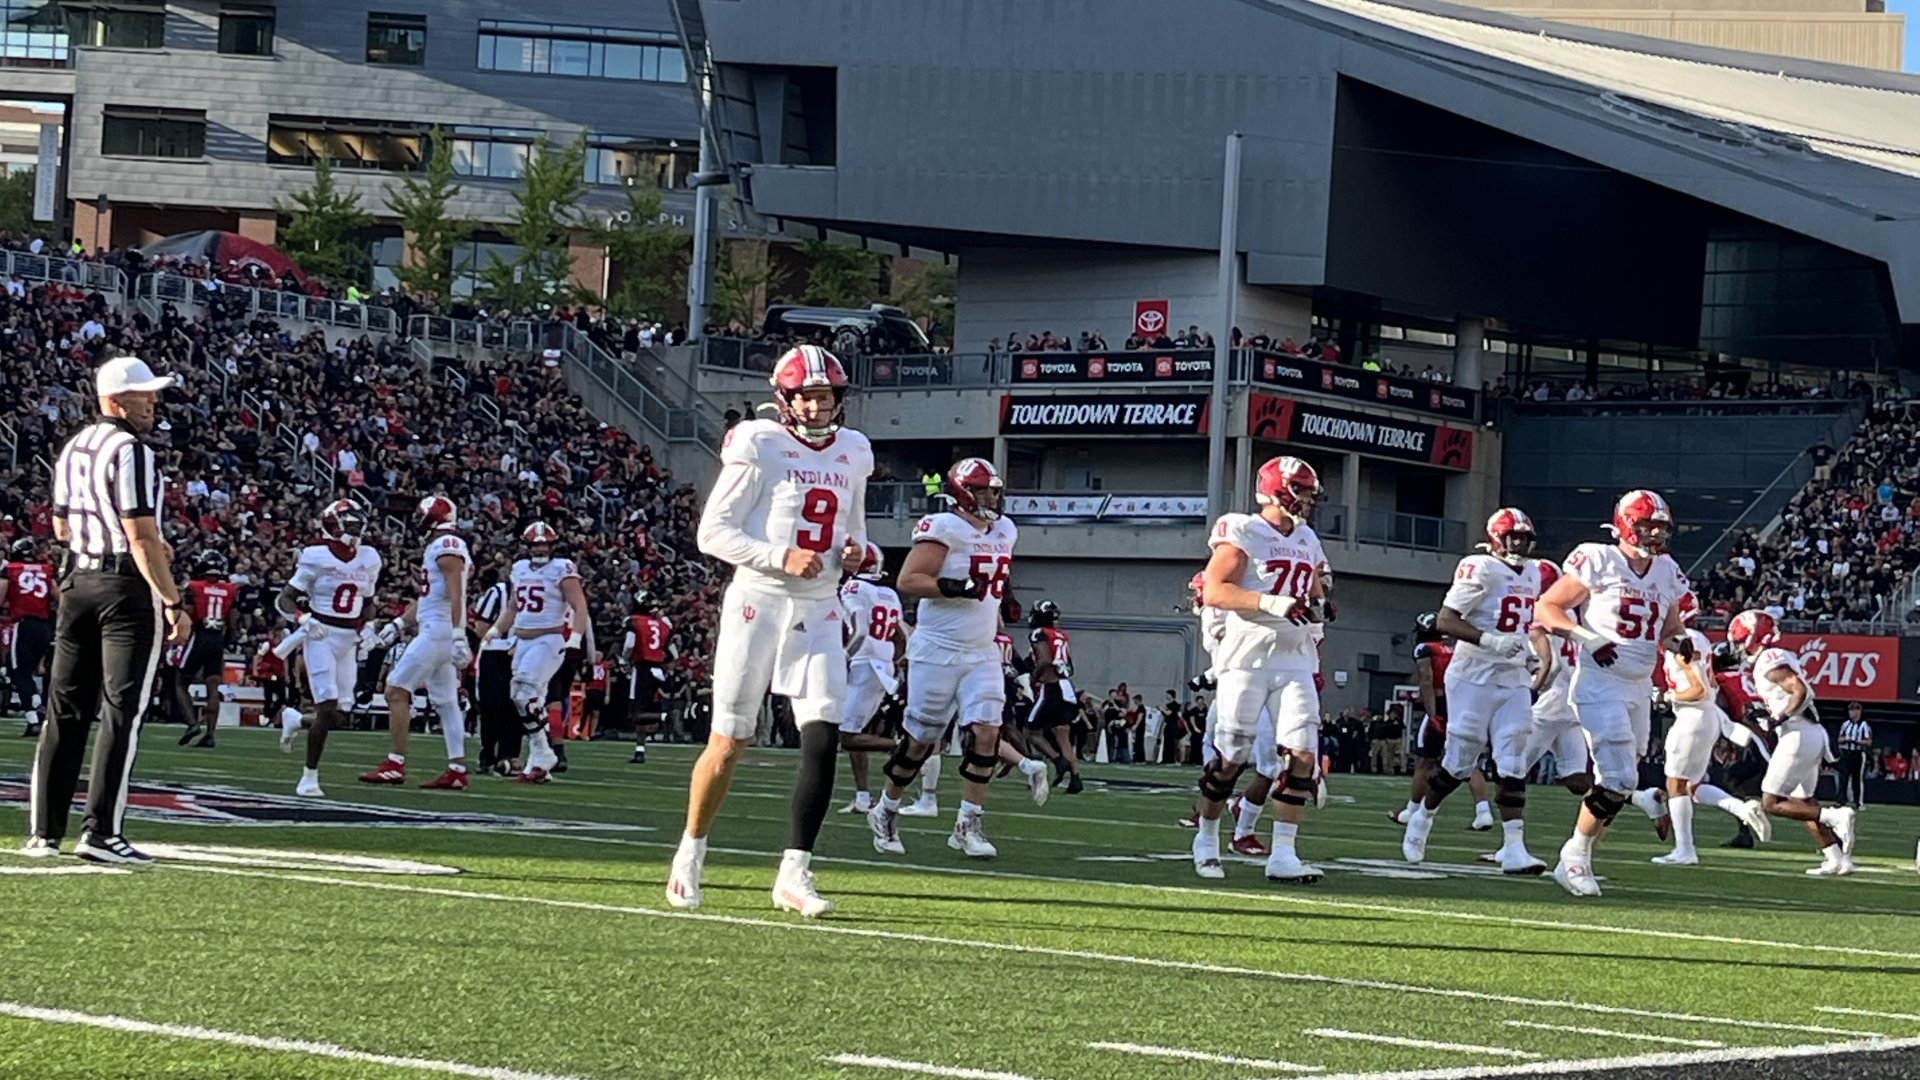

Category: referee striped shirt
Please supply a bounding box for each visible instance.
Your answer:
[1839,718,1871,751]
[474,581,512,650]
[51,418,160,560]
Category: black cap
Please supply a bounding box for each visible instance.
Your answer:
[1848,701,1863,710]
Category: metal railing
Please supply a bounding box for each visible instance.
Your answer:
[6,251,126,295]
[134,273,400,334]
[0,417,15,471]
[406,316,537,354]
[617,341,734,431]
[1684,449,1813,579]
[1354,508,1467,553]
[559,323,721,455]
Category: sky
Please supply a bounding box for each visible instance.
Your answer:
[1896,0,1920,71]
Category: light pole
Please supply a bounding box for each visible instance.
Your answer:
[684,131,729,342]
[1205,133,1242,526]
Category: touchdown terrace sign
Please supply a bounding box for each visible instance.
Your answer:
[999,393,1210,435]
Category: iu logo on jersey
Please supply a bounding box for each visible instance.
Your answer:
[742,605,756,623]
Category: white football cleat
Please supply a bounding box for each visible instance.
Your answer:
[278,707,303,752]
[1193,831,1225,880]
[772,868,834,917]
[1263,849,1323,885]
[526,744,560,775]
[837,797,871,815]
[1497,845,1547,875]
[1471,806,1495,832]
[1651,851,1698,867]
[19,837,57,858]
[294,773,325,799]
[1401,808,1433,864]
[1739,799,1772,844]
[867,805,905,856]
[1827,806,1857,856]
[1387,808,1411,825]
[665,859,702,910]
[947,818,997,859]
[1806,852,1855,877]
[1019,759,1051,807]
[899,793,939,818]
[1552,860,1601,897]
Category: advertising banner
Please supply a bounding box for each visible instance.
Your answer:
[1250,350,1477,421]
[1133,299,1169,339]
[1013,350,1213,383]
[1248,394,1474,470]
[1704,631,1900,703]
[1000,393,1210,436]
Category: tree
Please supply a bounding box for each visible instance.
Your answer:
[710,240,788,332]
[585,181,690,321]
[797,237,883,308]
[383,127,473,307]
[275,156,373,284]
[478,132,589,311]
[0,170,37,239]
[890,261,958,344]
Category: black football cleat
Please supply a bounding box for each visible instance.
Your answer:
[629,747,647,764]
[178,725,202,746]
[551,746,569,774]
[1721,825,1755,849]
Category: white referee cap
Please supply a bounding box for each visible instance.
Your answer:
[95,355,175,396]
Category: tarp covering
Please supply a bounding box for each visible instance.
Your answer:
[138,230,316,294]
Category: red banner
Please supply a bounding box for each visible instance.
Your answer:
[1703,631,1898,702]
[1133,299,1169,339]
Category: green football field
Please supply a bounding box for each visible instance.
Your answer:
[1,731,1917,1080]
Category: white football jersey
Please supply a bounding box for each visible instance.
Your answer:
[841,578,904,666]
[1661,628,1715,705]
[416,531,472,627]
[698,419,874,601]
[1752,645,1817,726]
[906,511,1017,664]
[1531,631,1580,721]
[510,557,579,633]
[1197,605,1228,656]
[1562,542,1690,683]
[1208,512,1324,672]
[289,543,382,622]
[1442,553,1542,688]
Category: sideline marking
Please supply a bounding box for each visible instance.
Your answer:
[1085,1041,1320,1071]
[139,843,461,876]
[0,1000,594,1080]
[1306,1030,1538,1058]
[1499,1021,1722,1048]
[164,864,1881,1039]
[1289,1035,1920,1080]
[828,1053,1048,1080]
[1815,1006,1920,1023]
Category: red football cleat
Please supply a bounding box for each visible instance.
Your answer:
[420,768,468,791]
[1176,811,1200,829]
[511,766,551,784]
[1229,834,1270,858]
[358,758,406,785]
[1651,813,1672,842]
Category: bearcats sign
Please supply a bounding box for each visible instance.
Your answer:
[1703,632,1899,703]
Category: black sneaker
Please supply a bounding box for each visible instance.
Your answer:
[195,734,216,748]
[551,746,569,774]
[1066,773,1084,795]
[20,723,40,739]
[629,747,647,765]
[178,725,202,746]
[1721,825,1755,849]
[73,833,153,866]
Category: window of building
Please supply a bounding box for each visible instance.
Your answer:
[67,1,165,49]
[267,116,424,170]
[366,11,424,65]
[447,127,537,180]
[0,1,71,67]
[584,139,695,189]
[218,3,273,55]
[101,105,204,158]
[476,21,683,82]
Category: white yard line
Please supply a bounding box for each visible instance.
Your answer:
[1815,1006,1920,1023]
[0,1000,593,1080]
[1499,1021,1722,1048]
[1287,1035,1920,1080]
[827,1053,1049,1080]
[162,864,1880,1039]
[1305,1030,1538,1058]
[1084,1041,1320,1071]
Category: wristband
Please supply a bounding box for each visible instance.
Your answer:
[936,577,978,599]
[1568,626,1610,653]
[1256,594,1297,619]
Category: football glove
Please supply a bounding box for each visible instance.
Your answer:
[1568,626,1619,668]
[1477,631,1527,660]
[936,577,984,600]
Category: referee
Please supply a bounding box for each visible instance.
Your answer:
[1837,701,1871,810]
[470,575,519,774]
[25,356,191,865]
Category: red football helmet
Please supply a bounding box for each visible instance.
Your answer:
[769,345,849,442]
[852,541,886,581]
[1611,489,1672,557]
[1485,507,1536,565]
[1536,559,1561,596]
[1728,609,1778,658]
[1256,456,1321,517]
[318,499,366,546]
[946,458,1004,521]
[417,494,458,531]
[1676,590,1698,627]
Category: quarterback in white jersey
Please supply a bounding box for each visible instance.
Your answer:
[1729,611,1856,876]
[481,522,590,785]
[1405,508,1547,875]
[1652,594,1767,866]
[835,542,907,816]
[866,457,1050,862]
[1535,490,1689,897]
[367,495,472,790]
[669,346,872,919]
[274,500,382,798]
[1193,456,1328,885]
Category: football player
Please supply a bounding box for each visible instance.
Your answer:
[1,537,56,738]
[867,457,1040,862]
[1193,456,1328,884]
[622,595,674,764]
[1404,509,1545,874]
[175,551,240,749]
[669,345,872,917]
[1728,610,1856,876]
[480,522,590,786]
[1653,594,1769,865]
[1393,612,1492,831]
[276,500,383,797]
[364,495,472,788]
[1026,599,1083,794]
[1535,490,1690,897]
[837,542,906,815]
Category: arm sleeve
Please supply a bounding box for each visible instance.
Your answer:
[112,440,159,518]
[696,461,785,574]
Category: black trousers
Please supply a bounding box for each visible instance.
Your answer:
[477,649,519,765]
[8,614,52,715]
[32,570,162,843]
[1838,749,1867,807]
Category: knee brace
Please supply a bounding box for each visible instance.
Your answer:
[1275,770,1314,807]
[1583,785,1630,825]
[1427,768,1465,802]
[517,701,547,735]
[1495,775,1527,812]
[958,731,997,785]
[1198,758,1245,802]
[882,739,931,788]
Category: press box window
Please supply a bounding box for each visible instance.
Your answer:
[218,3,273,55]
[476,20,683,82]
[102,106,205,158]
[67,1,165,48]
[366,11,424,65]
